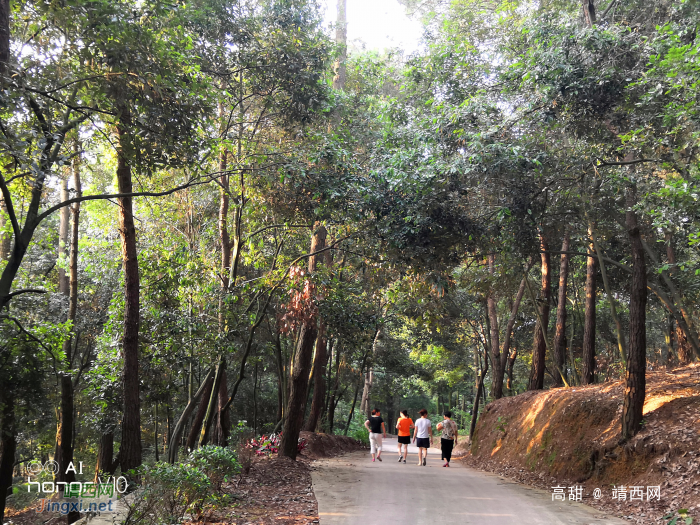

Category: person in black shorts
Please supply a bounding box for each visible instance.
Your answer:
[412,409,433,466]
[395,409,414,463]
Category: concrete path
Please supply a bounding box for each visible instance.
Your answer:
[311,437,626,525]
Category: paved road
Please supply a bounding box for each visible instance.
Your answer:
[311,437,626,525]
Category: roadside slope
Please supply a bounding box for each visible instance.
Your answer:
[464,363,700,524]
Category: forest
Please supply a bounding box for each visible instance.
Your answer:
[0,0,699,522]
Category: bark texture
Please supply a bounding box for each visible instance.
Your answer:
[279,321,318,459]
[304,225,328,432]
[582,241,597,384]
[621,188,647,441]
[552,234,570,387]
[279,224,325,459]
[304,324,327,431]
[115,108,142,474]
[528,235,551,390]
[94,432,115,479]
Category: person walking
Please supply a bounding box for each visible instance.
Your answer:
[395,409,414,463]
[364,408,386,462]
[436,411,458,467]
[412,409,432,466]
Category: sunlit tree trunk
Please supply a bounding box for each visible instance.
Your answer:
[528,235,550,390]
[581,237,597,384]
[305,226,329,432]
[279,224,325,459]
[621,187,647,440]
[56,145,81,523]
[115,106,142,474]
[552,233,570,387]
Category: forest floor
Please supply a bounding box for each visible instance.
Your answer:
[3,433,362,525]
[188,432,363,524]
[463,363,700,525]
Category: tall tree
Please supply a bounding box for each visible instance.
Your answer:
[528,235,551,390]
[487,254,503,398]
[581,237,597,384]
[552,233,570,387]
[621,187,647,440]
[279,223,325,459]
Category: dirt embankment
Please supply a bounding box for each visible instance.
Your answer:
[299,431,364,459]
[463,363,700,524]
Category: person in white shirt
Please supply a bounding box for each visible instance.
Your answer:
[412,408,433,466]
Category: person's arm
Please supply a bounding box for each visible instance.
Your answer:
[428,423,433,444]
[396,420,400,430]
[364,420,371,432]
[412,422,417,443]
[381,422,386,438]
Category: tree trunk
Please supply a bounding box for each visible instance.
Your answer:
[304,225,328,432]
[505,345,518,395]
[528,235,551,390]
[94,431,115,480]
[344,353,367,435]
[487,254,503,399]
[621,188,647,441]
[199,357,226,448]
[58,175,70,294]
[279,224,325,459]
[582,0,596,27]
[0,198,10,261]
[55,143,81,522]
[360,327,381,417]
[115,108,142,474]
[332,0,347,91]
[590,222,627,367]
[664,233,692,364]
[279,321,318,458]
[469,346,489,440]
[552,234,570,387]
[327,344,342,433]
[662,315,674,367]
[212,367,230,446]
[167,368,214,463]
[0,397,16,524]
[581,238,597,384]
[186,370,214,452]
[275,331,285,422]
[153,404,159,462]
[253,362,258,437]
[304,325,327,431]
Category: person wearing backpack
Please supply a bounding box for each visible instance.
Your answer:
[436,411,458,467]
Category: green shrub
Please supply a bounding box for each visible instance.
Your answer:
[351,427,370,446]
[123,462,211,525]
[188,445,240,491]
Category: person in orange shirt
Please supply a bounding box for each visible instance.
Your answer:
[395,409,414,464]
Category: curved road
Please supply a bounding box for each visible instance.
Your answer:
[311,437,626,525]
